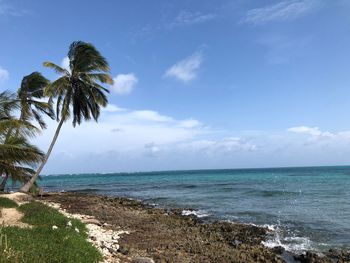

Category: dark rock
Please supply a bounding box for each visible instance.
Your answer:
[89,235,97,241]
[272,246,285,255]
[326,249,350,262]
[294,251,331,263]
[117,246,129,255]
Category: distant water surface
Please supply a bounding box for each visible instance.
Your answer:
[41,166,350,253]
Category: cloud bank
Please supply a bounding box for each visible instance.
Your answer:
[33,102,350,175]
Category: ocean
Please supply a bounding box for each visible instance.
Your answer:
[40,166,350,254]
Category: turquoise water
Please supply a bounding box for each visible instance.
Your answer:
[41,166,350,253]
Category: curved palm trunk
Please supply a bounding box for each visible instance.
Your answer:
[20,118,65,193]
[0,174,8,192]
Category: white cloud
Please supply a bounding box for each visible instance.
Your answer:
[220,137,257,152]
[129,110,173,122]
[61,57,70,71]
[177,137,257,155]
[35,107,205,155]
[165,52,203,82]
[102,104,126,113]
[240,0,316,25]
[132,10,216,40]
[170,11,216,27]
[287,126,335,138]
[178,119,202,128]
[34,117,350,174]
[0,66,9,83]
[111,73,138,95]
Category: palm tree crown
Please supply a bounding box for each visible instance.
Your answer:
[17,72,54,129]
[44,41,113,126]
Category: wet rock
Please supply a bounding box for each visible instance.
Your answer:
[294,251,331,263]
[327,249,341,257]
[272,246,285,255]
[326,249,350,262]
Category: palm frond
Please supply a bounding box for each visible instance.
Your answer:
[17,72,53,129]
[85,73,113,85]
[68,41,110,73]
[43,62,69,75]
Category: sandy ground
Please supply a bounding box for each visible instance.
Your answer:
[0,208,30,228]
[0,192,32,228]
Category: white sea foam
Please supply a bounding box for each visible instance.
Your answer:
[181,209,209,218]
[262,224,276,231]
[250,223,276,231]
[262,228,313,253]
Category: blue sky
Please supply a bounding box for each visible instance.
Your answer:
[2,0,350,174]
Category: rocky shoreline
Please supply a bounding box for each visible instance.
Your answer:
[35,192,350,263]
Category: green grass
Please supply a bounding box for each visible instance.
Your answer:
[18,202,87,236]
[0,201,102,263]
[0,197,18,208]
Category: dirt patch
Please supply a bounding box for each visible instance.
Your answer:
[0,208,30,228]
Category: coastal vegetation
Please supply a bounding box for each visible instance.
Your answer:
[0,197,102,262]
[0,197,18,208]
[0,41,112,193]
[0,92,44,192]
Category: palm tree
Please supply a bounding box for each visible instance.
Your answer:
[0,92,44,191]
[0,91,33,136]
[17,72,54,129]
[0,73,53,191]
[20,41,113,193]
[0,135,44,191]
